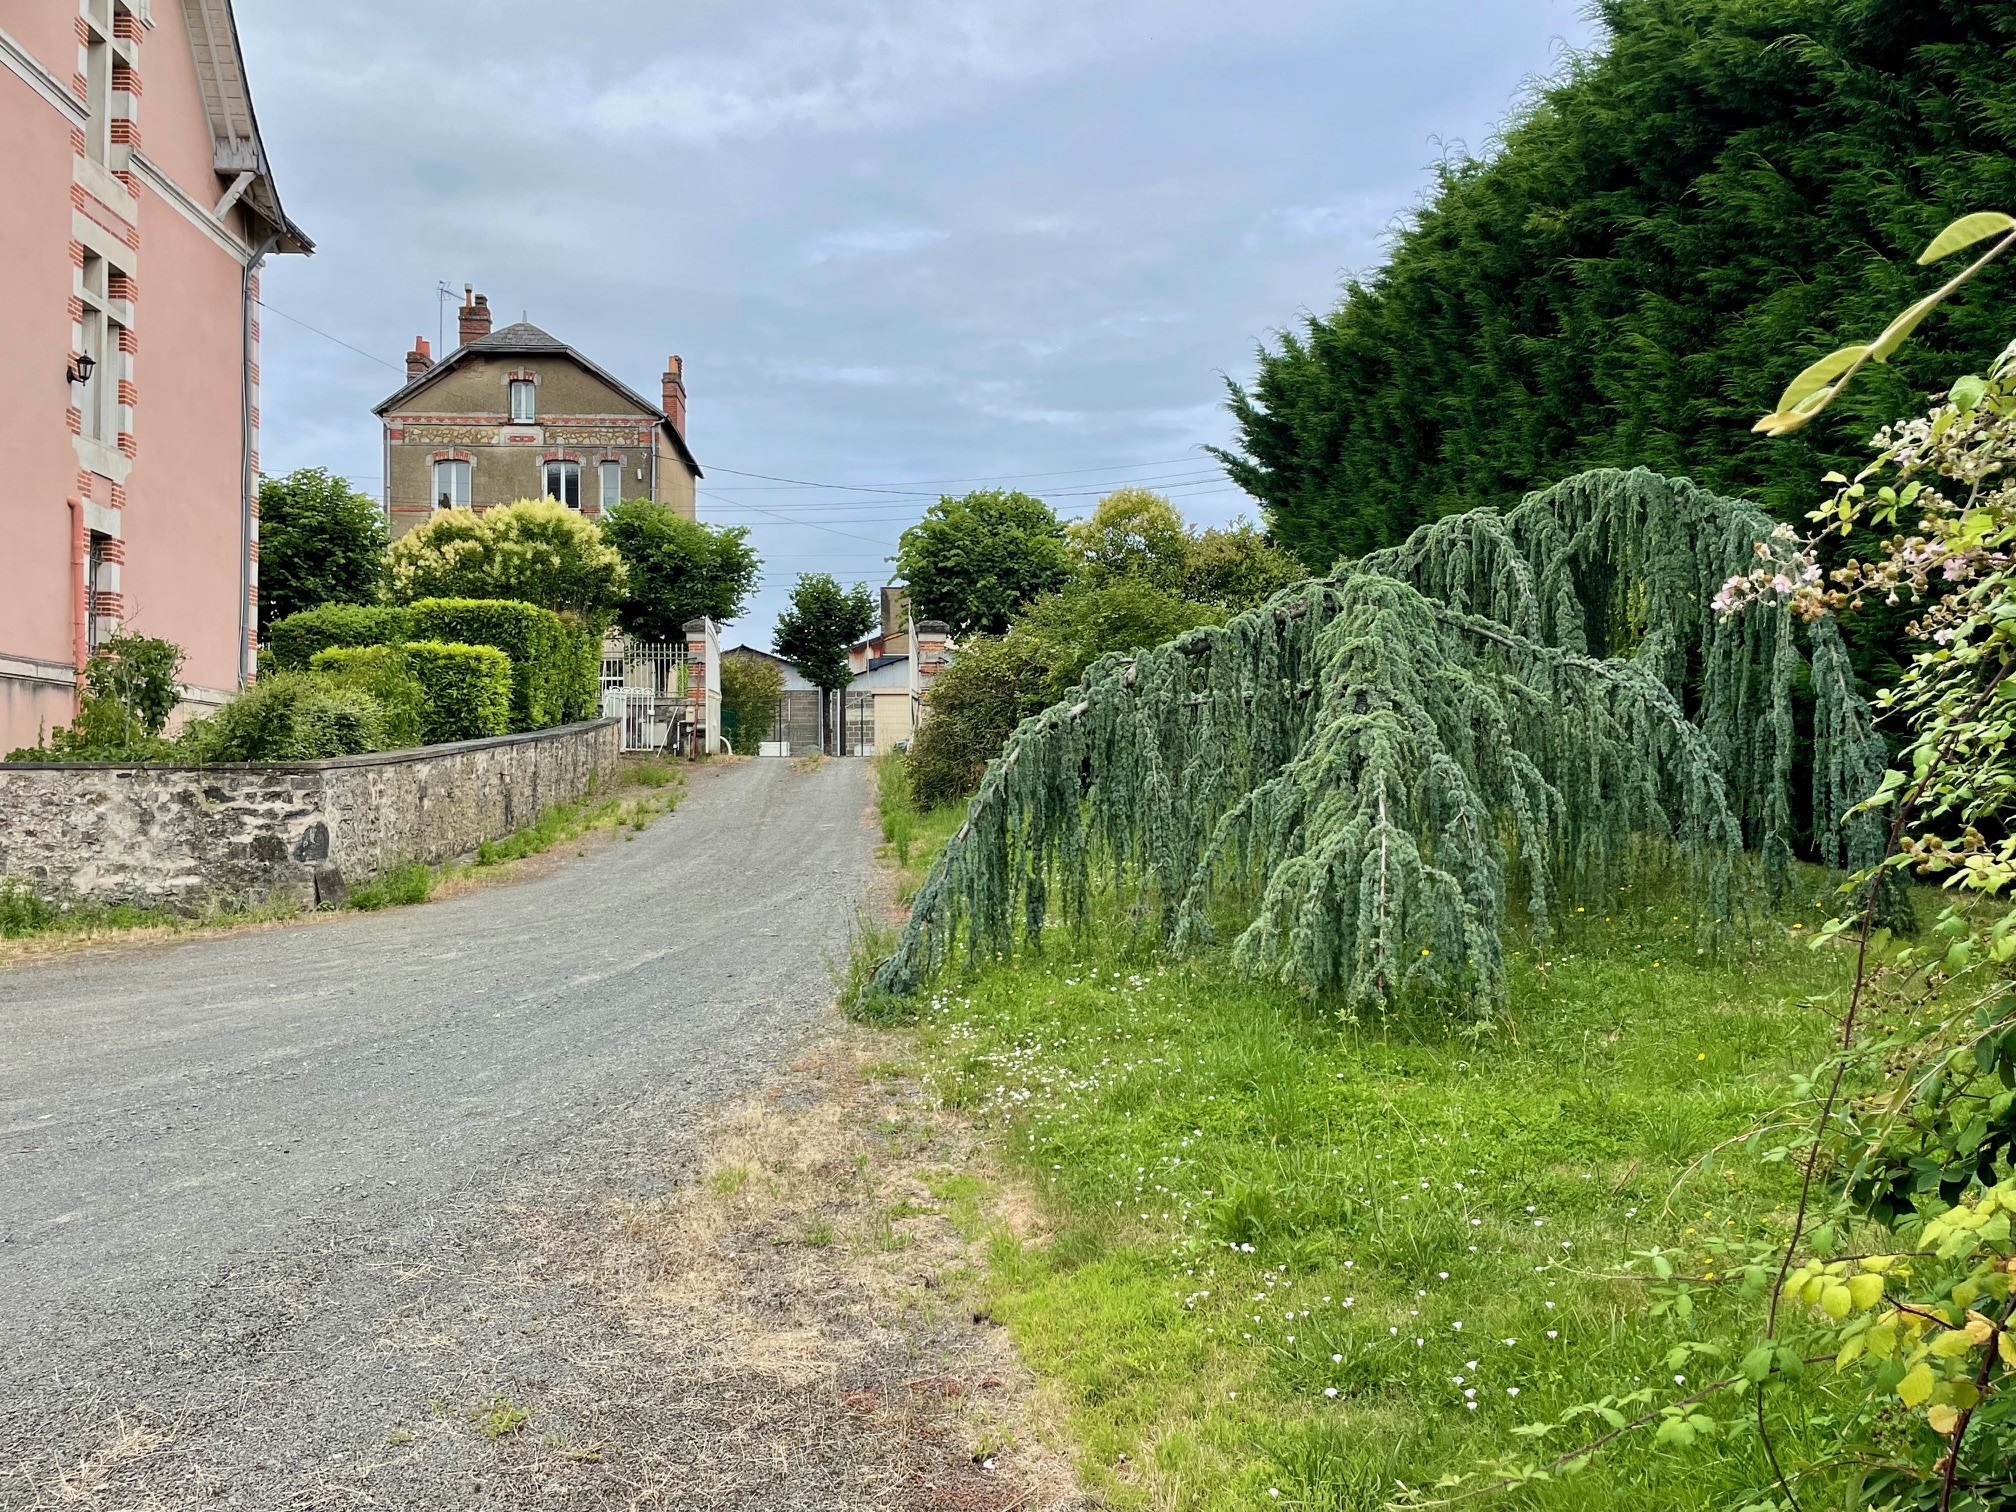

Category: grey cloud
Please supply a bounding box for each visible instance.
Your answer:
[240,0,1600,632]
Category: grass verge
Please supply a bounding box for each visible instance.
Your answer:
[862,760,1872,1509]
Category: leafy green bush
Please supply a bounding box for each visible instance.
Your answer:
[409,598,581,731]
[907,634,1052,807]
[310,644,426,748]
[179,672,387,762]
[267,604,412,670]
[558,621,601,724]
[5,631,186,763]
[403,641,511,743]
[386,499,627,626]
[720,653,784,750]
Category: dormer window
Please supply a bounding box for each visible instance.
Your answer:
[508,379,536,422]
[543,460,580,509]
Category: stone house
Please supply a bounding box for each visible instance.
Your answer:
[373,288,700,537]
[0,0,310,754]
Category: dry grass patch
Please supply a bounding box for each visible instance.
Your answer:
[516,1030,1095,1511]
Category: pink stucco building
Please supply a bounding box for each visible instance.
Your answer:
[0,0,308,754]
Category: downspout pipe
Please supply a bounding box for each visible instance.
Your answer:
[68,498,87,716]
[239,233,280,687]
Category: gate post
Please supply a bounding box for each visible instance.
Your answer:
[682,618,721,755]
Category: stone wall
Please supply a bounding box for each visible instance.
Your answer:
[0,719,620,913]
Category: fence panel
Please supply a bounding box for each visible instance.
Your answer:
[600,639,698,754]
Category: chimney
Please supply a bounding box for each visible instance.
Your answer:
[405,335,433,379]
[458,285,491,346]
[661,354,686,435]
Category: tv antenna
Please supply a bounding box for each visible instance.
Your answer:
[435,281,457,352]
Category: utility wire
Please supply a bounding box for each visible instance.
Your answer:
[259,301,403,371]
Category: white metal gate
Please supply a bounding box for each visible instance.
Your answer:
[601,640,695,753]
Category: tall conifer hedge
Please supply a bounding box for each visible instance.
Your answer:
[1223,0,2016,566]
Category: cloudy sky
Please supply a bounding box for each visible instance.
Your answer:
[240,0,1601,642]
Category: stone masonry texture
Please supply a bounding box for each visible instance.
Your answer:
[0,718,620,914]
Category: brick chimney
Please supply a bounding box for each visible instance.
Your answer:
[661,355,686,436]
[405,335,433,379]
[458,285,491,346]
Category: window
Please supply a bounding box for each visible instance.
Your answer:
[600,461,622,509]
[83,10,111,166]
[77,253,115,442]
[432,458,471,509]
[508,379,535,422]
[86,533,108,651]
[543,460,580,508]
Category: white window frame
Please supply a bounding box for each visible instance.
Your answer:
[600,460,622,509]
[78,254,116,442]
[508,379,536,422]
[543,460,581,509]
[432,458,471,509]
[82,5,113,167]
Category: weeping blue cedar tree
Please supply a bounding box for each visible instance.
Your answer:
[872,469,1895,1020]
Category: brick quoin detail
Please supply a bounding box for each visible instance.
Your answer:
[118,327,137,354]
[116,379,136,407]
[66,408,82,435]
[67,295,84,322]
[109,120,139,148]
[100,538,127,565]
[113,11,140,40]
[109,271,136,302]
[76,470,94,495]
[111,63,140,95]
[117,432,135,458]
[69,183,86,212]
[74,16,88,44]
[247,539,260,564]
[68,240,85,268]
[108,483,126,509]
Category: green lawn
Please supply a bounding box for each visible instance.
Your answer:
[884,828,1867,1508]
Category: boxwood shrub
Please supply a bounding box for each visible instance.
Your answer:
[403,641,511,744]
[310,644,426,749]
[179,673,387,762]
[408,598,582,731]
[268,604,412,670]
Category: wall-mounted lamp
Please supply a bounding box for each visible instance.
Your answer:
[67,352,97,385]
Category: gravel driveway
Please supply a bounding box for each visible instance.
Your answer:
[0,757,875,1509]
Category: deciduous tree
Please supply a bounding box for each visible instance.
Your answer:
[256,468,386,633]
[896,490,1074,635]
[601,501,760,642]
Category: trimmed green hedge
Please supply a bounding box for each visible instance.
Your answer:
[559,622,601,723]
[310,644,426,749]
[409,598,591,731]
[179,673,387,762]
[268,604,412,670]
[404,641,511,744]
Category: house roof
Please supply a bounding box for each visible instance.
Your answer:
[372,320,701,478]
[180,0,311,254]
